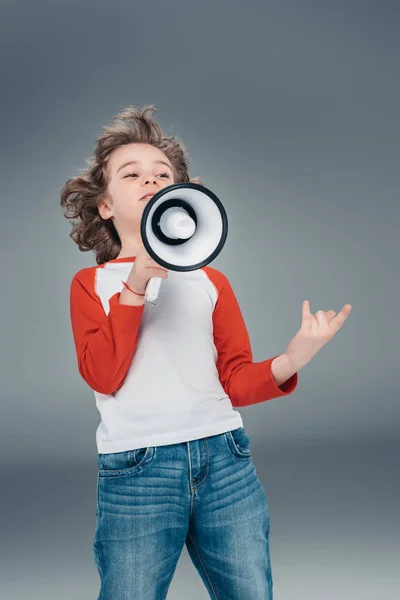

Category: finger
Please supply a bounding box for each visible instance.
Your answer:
[144,260,166,269]
[148,260,167,271]
[315,310,328,325]
[302,300,312,320]
[315,310,329,328]
[318,310,336,323]
[329,304,352,334]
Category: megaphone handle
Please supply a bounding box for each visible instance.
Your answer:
[145,277,163,304]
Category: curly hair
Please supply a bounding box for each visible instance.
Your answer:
[60,104,202,265]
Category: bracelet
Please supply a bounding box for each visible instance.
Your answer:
[121,280,146,297]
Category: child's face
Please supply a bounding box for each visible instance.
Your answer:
[99,143,175,237]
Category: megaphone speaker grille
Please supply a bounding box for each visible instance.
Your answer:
[151,199,198,246]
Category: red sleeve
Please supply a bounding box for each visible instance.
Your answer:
[69,267,145,395]
[204,267,298,407]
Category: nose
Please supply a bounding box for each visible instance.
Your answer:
[141,174,158,185]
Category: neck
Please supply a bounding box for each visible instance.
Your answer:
[116,234,142,259]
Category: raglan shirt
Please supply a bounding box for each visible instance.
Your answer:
[70,256,298,454]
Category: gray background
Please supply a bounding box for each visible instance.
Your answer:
[1,0,399,598]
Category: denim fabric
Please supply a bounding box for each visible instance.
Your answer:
[93,427,272,599]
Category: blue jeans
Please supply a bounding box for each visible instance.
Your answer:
[93,427,273,599]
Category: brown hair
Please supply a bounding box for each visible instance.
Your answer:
[60,104,202,265]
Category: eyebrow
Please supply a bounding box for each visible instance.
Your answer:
[116,160,173,174]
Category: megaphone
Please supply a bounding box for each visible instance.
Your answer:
[140,182,228,305]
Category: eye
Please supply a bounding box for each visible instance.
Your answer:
[124,172,171,179]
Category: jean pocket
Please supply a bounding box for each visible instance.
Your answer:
[226,427,252,459]
[97,446,156,477]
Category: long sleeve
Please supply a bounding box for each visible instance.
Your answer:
[69,268,145,395]
[206,268,298,407]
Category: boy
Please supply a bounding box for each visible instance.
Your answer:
[61,104,350,599]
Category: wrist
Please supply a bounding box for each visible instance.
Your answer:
[122,279,146,296]
[118,287,145,306]
[119,280,146,306]
[271,353,299,387]
[282,351,303,373]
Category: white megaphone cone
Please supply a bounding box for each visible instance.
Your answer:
[140,182,228,305]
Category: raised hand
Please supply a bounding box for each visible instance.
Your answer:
[285,300,352,371]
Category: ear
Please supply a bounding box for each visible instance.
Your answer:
[97,197,113,220]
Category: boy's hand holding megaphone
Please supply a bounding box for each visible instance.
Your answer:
[124,246,169,296]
